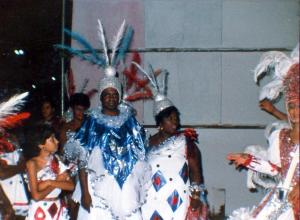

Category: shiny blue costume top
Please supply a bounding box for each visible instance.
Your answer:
[74,105,146,188]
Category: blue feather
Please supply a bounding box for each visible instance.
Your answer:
[64,29,100,61]
[113,26,134,66]
[54,44,106,67]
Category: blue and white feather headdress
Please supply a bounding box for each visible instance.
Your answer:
[55,19,134,99]
[132,62,173,116]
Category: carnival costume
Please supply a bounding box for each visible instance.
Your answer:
[229,45,299,220]
[0,92,30,217]
[25,155,70,220]
[132,63,208,220]
[0,140,29,216]
[58,20,150,219]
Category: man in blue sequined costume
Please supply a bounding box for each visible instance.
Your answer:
[64,72,150,220]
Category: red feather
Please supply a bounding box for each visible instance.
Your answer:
[124,52,141,90]
[0,112,31,129]
[125,87,153,101]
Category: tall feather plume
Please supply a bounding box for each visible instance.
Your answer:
[54,44,105,66]
[110,20,126,66]
[148,64,160,92]
[159,69,168,95]
[0,92,29,120]
[64,29,100,61]
[97,19,110,66]
[114,26,134,66]
[132,62,158,92]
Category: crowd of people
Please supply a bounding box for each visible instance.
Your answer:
[0,20,298,220]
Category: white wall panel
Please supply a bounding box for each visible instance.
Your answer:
[222,0,299,48]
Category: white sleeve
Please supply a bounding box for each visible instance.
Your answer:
[245,129,281,176]
[247,156,279,176]
[267,129,281,167]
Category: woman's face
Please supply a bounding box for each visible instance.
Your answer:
[40,134,59,153]
[287,101,300,124]
[72,105,87,121]
[160,111,180,135]
[100,87,119,111]
[41,102,54,119]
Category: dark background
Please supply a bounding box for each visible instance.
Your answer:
[0,0,72,119]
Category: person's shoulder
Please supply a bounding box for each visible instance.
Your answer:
[26,158,37,169]
[148,133,159,146]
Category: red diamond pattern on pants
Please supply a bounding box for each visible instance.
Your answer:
[34,207,46,220]
[48,202,58,218]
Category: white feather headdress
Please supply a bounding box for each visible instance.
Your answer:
[254,44,299,101]
[132,62,173,116]
[55,19,134,99]
[0,92,29,122]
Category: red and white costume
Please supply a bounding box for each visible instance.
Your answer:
[0,148,29,216]
[244,129,298,220]
[25,155,69,220]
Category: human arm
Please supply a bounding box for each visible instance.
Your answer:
[0,156,26,180]
[26,160,57,201]
[0,184,16,219]
[227,129,281,176]
[79,169,92,212]
[187,136,205,210]
[259,99,287,121]
[38,171,74,191]
[226,153,280,176]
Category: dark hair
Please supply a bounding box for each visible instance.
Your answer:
[23,124,55,160]
[155,106,181,127]
[41,97,55,108]
[69,93,90,109]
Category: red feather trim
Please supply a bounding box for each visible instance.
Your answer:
[125,89,153,101]
[183,128,199,143]
[0,112,31,129]
[123,52,141,90]
[50,156,60,175]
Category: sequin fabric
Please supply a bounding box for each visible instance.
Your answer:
[67,105,146,188]
[279,129,300,186]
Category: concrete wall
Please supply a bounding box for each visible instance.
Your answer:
[72,0,299,216]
